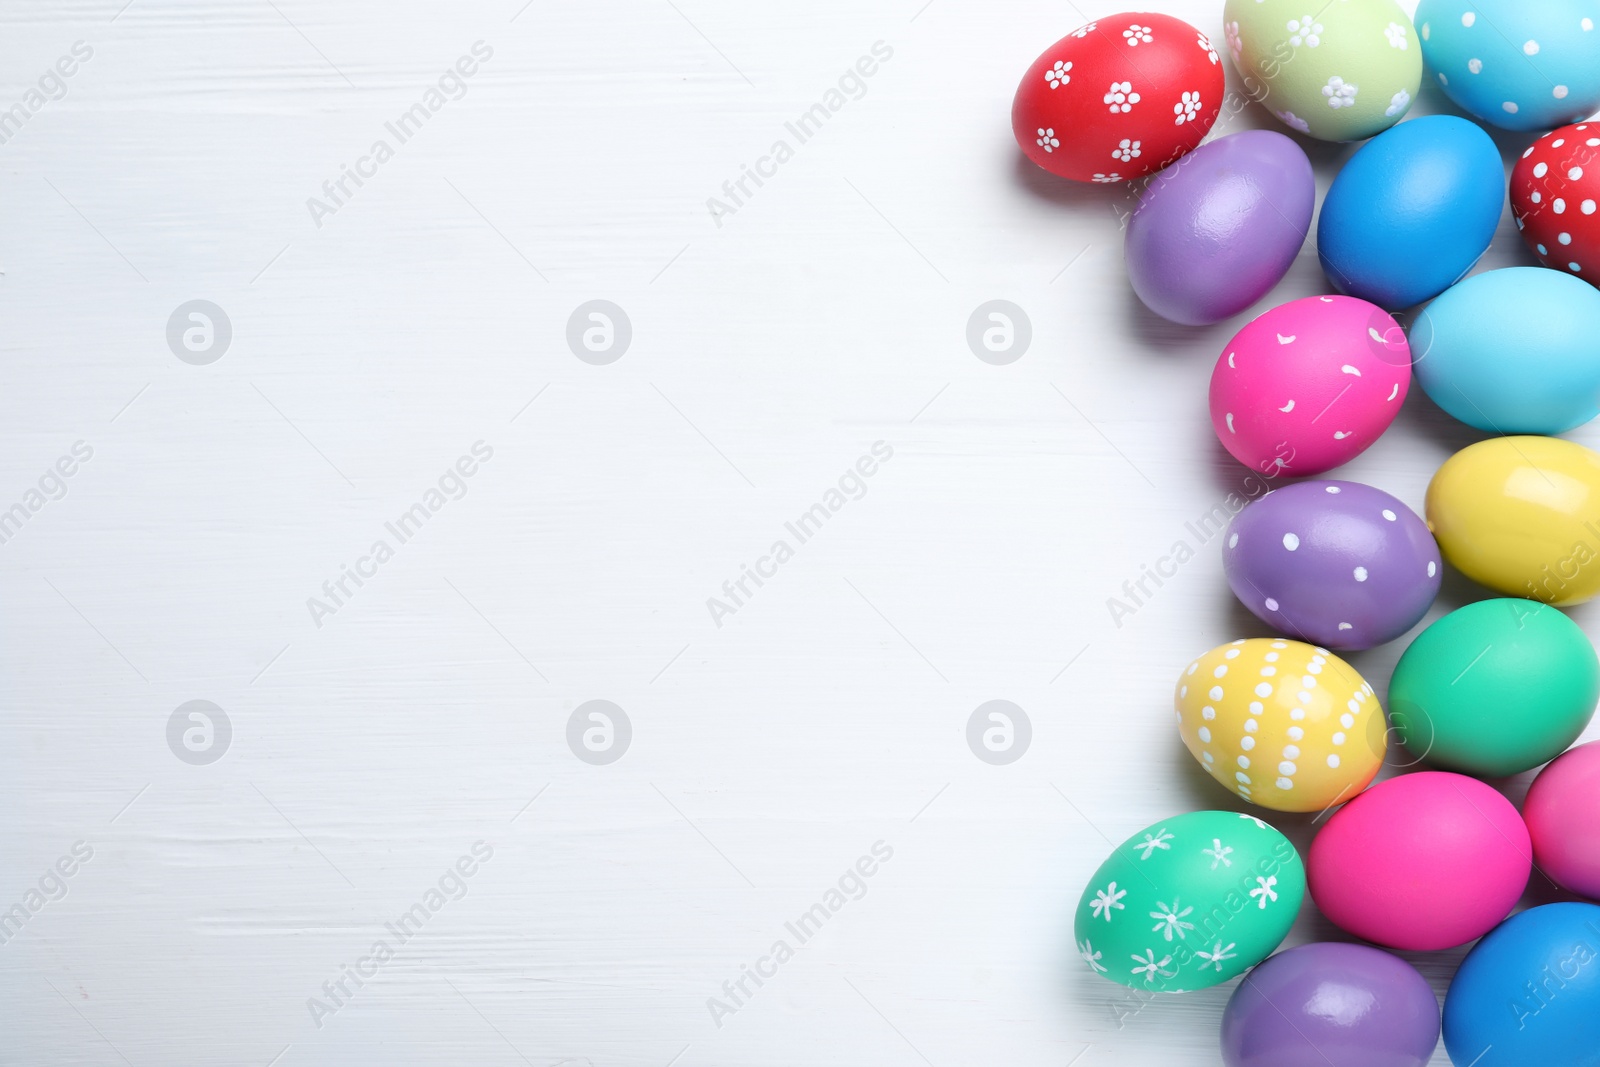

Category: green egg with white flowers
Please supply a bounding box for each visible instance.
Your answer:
[1073,810,1305,992]
[1225,0,1423,141]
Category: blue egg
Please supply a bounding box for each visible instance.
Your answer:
[1412,267,1600,433]
[1318,116,1503,309]
[1443,903,1600,1067]
[1418,0,1600,131]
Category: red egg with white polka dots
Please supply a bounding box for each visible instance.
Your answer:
[1012,13,1225,184]
[1511,122,1600,281]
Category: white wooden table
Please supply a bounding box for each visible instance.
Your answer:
[0,0,1588,1063]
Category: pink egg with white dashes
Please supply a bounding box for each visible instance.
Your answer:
[1209,295,1411,478]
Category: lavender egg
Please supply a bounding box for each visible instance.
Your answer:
[1224,480,1441,651]
[1124,129,1314,326]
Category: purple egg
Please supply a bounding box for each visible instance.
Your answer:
[1125,130,1314,326]
[1222,943,1440,1067]
[1224,480,1441,651]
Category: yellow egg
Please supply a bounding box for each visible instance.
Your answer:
[1175,639,1385,812]
[1427,436,1600,606]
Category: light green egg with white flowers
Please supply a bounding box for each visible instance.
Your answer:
[1225,0,1423,141]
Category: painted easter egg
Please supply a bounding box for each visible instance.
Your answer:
[1073,809,1304,992]
[1221,943,1441,1067]
[1524,741,1600,898]
[1443,903,1600,1067]
[1209,296,1410,478]
[1309,771,1532,950]
[1511,122,1600,280]
[1411,267,1600,434]
[1223,0,1421,141]
[1317,116,1504,309]
[1124,130,1314,325]
[1176,639,1386,812]
[1417,0,1600,131]
[1013,13,1225,183]
[1426,436,1600,605]
[1224,481,1441,651]
[1389,599,1600,777]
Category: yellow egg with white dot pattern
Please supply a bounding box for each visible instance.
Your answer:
[1175,638,1386,812]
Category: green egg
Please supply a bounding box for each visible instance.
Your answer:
[1225,0,1423,142]
[1389,598,1600,778]
[1073,810,1305,992]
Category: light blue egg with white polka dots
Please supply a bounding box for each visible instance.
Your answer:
[1417,0,1600,131]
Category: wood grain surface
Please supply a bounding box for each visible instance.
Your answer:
[0,0,1589,1063]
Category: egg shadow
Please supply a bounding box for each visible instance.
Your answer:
[1009,148,1141,213]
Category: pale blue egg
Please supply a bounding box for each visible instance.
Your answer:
[1412,267,1600,434]
[1417,0,1600,131]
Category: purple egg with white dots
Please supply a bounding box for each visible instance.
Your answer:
[1224,480,1441,651]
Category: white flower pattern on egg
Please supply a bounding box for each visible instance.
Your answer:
[1174,90,1203,125]
[1323,76,1357,109]
[1044,60,1071,89]
[1384,22,1408,49]
[1277,109,1311,134]
[1036,127,1060,152]
[1386,89,1411,117]
[1286,15,1322,47]
[1079,940,1107,973]
[1104,81,1140,113]
[1123,23,1153,46]
[1112,139,1142,162]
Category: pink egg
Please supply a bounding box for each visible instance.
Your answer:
[1308,771,1531,950]
[1209,295,1411,478]
[1525,740,1600,899]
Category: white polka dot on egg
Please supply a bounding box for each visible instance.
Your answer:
[1283,532,1299,551]
[1525,40,1540,55]
[1353,567,1368,581]
[1382,509,1396,521]
[1535,162,1549,178]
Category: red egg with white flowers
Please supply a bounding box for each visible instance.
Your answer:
[1012,13,1225,184]
[1511,122,1600,282]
